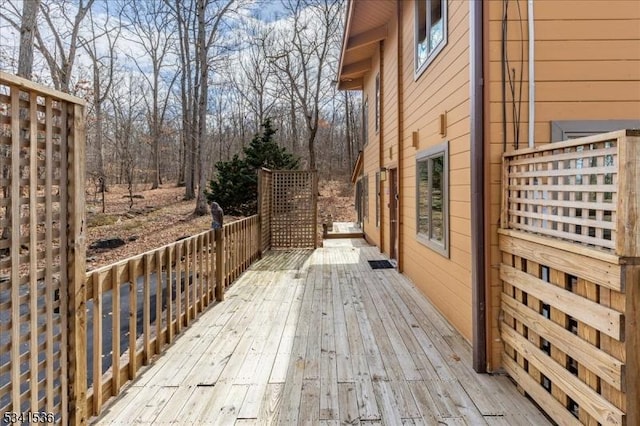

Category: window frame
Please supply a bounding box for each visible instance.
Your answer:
[415,141,449,257]
[414,0,448,79]
[551,119,640,142]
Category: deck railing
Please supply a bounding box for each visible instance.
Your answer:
[499,130,639,425]
[84,215,261,418]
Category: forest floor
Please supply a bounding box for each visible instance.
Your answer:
[86,178,356,271]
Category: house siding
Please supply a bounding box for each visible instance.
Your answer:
[341,0,640,373]
[381,16,399,255]
[485,0,640,368]
[362,51,382,248]
[399,0,473,341]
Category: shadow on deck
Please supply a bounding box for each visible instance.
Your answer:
[92,239,549,425]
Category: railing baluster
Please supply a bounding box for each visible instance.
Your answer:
[184,240,191,325]
[92,271,103,415]
[167,245,174,343]
[215,229,224,301]
[155,250,163,354]
[175,242,182,333]
[128,260,137,379]
[199,235,205,310]
[205,232,211,305]
[143,254,151,364]
[192,237,198,316]
[112,264,121,395]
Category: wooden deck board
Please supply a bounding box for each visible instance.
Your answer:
[92,243,550,425]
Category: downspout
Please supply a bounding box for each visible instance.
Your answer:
[396,0,404,272]
[470,0,487,373]
[528,0,535,148]
[379,41,385,254]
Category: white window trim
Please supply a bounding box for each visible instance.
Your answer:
[414,0,448,79]
[415,141,449,257]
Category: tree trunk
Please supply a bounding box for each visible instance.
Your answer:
[308,126,317,171]
[17,0,40,79]
[193,0,209,215]
[345,91,353,170]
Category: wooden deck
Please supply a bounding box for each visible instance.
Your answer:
[324,221,364,239]
[92,239,550,425]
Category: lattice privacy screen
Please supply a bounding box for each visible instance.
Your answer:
[0,73,85,424]
[269,171,317,249]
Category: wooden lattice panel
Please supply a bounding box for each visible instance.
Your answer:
[0,73,85,423]
[499,231,631,425]
[270,171,317,249]
[503,135,619,251]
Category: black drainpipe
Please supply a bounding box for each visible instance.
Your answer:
[470,0,487,373]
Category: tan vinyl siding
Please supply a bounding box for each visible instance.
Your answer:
[362,52,382,247]
[400,1,473,341]
[485,0,640,368]
[381,17,399,254]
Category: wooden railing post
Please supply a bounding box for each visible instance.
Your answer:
[68,103,87,425]
[626,265,640,426]
[257,169,263,257]
[616,130,640,257]
[215,228,225,301]
[617,130,640,425]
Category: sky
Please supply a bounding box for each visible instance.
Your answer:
[0,0,292,79]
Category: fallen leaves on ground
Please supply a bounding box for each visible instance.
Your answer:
[87,179,355,271]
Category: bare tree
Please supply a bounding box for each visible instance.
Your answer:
[82,4,120,208]
[0,0,42,253]
[226,26,275,135]
[167,0,238,213]
[110,72,145,206]
[267,0,342,170]
[121,0,177,189]
[34,0,96,92]
[17,0,41,79]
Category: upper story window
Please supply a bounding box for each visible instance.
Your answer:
[415,0,447,77]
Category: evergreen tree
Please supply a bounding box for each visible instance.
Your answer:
[206,119,299,215]
[244,119,298,171]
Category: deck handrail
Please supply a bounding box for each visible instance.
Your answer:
[83,215,261,418]
[501,129,639,257]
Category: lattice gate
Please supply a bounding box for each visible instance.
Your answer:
[259,170,317,249]
[0,72,86,424]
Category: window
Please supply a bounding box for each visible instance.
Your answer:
[363,98,369,145]
[375,73,380,133]
[415,0,447,76]
[416,142,448,256]
[551,119,640,142]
